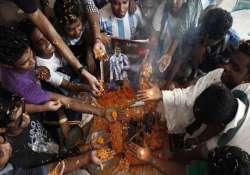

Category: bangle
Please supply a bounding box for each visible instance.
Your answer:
[59,118,68,124]
[78,66,85,74]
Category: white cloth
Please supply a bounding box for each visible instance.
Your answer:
[99,3,144,40]
[161,68,250,153]
[206,99,250,154]
[152,0,217,53]
[162,68,224,134]
[36,54,70,87]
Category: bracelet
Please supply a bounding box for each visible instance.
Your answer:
[59,118,68,124]
[77,66,85,74]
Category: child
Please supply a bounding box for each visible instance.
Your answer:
[128,143,250,175]
[23,22,95,95]
[99,0,145,40]
[0,25,114,119]
[110,46,130,82]
[0,92,105,173]
[190,8,240,75]
[54,0,98,74]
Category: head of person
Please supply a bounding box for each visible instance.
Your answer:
[110,0,130,18]
[221,40,250,89]
[0,26,35,71]
[200,8,233,47]
[166,0,186,15]
[193,84,237,127]
[140,0,158,21]
[208,146,250,175]
[0,88,30,136]
[21,21,55,59]
[54,0,85,39]
[0,136,12,169]
[115,46,121,56]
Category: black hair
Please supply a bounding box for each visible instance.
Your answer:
[18,20,36,40]
[0,25,30,66]
[193,84,237,125]
[239,40,250,57]
[54,0,82,25]
[0,86,22,128]
[208,146,250,175]
[200,8,232,41]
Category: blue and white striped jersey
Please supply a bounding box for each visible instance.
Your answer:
[99,4,144,40]
[110,53,130,81]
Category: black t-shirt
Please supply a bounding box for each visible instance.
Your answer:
[12,0,38,13]
[8,113,60,168]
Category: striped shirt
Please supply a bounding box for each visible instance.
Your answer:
[99,4,144,40]
[80,0,98,13]
[110,53,130,81]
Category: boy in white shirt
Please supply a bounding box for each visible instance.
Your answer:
[26,23,95,95]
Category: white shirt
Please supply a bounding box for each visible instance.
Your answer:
[162,68,224,134]
[206,98,250,154]
[100,4,144,40]
[36,54,70,87]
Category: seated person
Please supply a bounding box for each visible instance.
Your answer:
[0,92,105,174]
[23,22,95,95]
[54,0,98,74]
[128,144,250,175]
[99,0,145,40]
[0,25,114,119]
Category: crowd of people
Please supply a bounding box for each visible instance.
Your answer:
[0,0,250,175]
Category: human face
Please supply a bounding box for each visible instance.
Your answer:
[115,49,121,56]
[14,48,35,71]
[64,17,83,39]
[31,28,55,59]
[141,0,156,20]
[169,0,185,15]
[111,0,129,18]
[221,51,250,89]
[0,137,12,169]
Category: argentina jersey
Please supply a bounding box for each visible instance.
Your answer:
[100,4,144,40]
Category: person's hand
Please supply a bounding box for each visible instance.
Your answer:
[157,53,172,73]
[90,151,104,170]
[136,83,162,101]
[128,143,152,163]
[50,161,65,175]
[86,56,97,74]
[128,0,137,14]
[44,100,62,111]
[87,74,101,95]
[93,39,107,59]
